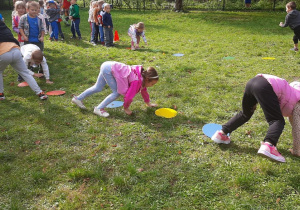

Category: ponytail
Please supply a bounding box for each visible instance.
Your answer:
[141,67,159,81]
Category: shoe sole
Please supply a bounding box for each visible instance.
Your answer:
[71,99,86,109]
[93,111,109,118]
[211,133,231,144]
[257,149,286,163]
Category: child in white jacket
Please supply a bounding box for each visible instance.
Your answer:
[18,44,53,84]
[128,22,147,50]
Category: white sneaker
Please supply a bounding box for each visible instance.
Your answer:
[72,97,86,109]
[93,107,109,117]
[131,46,135,51]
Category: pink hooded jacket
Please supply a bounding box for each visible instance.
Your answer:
[111,62,150,109]
[257,74,300,117]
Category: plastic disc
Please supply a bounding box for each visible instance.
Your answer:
[46,90,66,96]
[155,108,177,118]
[18,81,29,87]
[106,101,124,108]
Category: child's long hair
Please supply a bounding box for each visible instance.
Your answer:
[14,1,26,14]
[141,67,159,84]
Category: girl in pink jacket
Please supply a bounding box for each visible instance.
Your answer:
[211,74,300,163]
[72,61,158,117]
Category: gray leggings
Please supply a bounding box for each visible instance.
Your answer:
[0,48,42,95]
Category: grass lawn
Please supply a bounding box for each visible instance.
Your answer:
[1,8,300,209]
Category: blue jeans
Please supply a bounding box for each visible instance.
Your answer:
[77,61,120,109]
[71,18,81,37]
[99,25,104,42]
[50,21,59,40]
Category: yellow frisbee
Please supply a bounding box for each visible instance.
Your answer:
[262,57,275,60]
[155,108,177,118]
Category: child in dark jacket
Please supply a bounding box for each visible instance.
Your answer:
[280,1,300,51]
[69,0,81,39]
[102,3,113,47]
[46,0,60,41]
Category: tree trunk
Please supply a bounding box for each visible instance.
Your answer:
[175,0,183,11]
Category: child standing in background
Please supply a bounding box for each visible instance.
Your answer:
[279,1,300,51]
[72,61,158,117]
[12,1,26,46]
[19,1,45,51]
[95,0,105,45]
[90,1,98,45]
[128,22,148,51]
[102,3,113,47]
[46,0,60,41]
[62,0,71,26]
[211,74,300,162]
[38,0,47,35]
[69,0,81,39]
[88,0,95,40]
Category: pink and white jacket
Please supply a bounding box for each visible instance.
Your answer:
[111,62,150,109]
[257,74,300,117]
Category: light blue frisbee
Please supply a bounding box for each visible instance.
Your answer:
[106,101,124,108]
[173,53,184,57]
[202,123,222,138]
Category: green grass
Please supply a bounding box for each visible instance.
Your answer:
[1,9,300,209]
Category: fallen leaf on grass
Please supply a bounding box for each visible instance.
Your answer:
[112,144,117,147]
[178,151,182,154]
[137,168,144,172]
[35,140,41,145]
[276,197,280,204]
[9,82,15,86]
[172,105,177,110]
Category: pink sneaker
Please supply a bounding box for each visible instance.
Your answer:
[257,142,286,163]
[211,130,231,144]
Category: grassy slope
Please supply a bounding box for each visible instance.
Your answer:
[0,9,300,209]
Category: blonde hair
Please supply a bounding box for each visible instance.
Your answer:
[92,1,97,7]
[135,22,145,30]
[27,1,39,9]
[14,1,26,11]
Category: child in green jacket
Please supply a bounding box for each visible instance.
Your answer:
[69,0,81,39]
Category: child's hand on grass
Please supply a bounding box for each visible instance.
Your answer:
[124,108,132,115]
[289,148,300,157]
[279,22,283,26]
[34,73,44,78]
[39,36,44,42]
[46,79,53,84]
[23,36,29,41]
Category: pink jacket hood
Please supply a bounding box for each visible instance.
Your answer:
[257,74,300,117]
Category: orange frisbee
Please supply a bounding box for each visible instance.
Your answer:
[18,81,29,87]
[46,90,66,96]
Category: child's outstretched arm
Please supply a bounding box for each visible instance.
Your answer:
[141,31,147,45]
[291,102,300,156]
[41,57,53,84]
[141,87,156,107]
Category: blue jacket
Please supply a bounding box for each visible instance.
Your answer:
[102,12,113,27]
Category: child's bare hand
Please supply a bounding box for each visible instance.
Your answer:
[46,79,53,84]
[279,22,283,26]
[146,102,157,107]
[34,73,44,78]
[145,42,148,46]
[39,36,44,42]
[290,148,300,157]
[24,36,29,41]
[124,108,132,115]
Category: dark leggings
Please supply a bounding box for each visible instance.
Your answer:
[293,25,300,44]
[222,76,285,146]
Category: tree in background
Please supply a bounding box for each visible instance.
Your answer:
[175,0,183,11]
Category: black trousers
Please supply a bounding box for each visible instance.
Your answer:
[293,25,300,44]
[222,76,285,146]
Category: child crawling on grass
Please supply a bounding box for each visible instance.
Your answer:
[128,22,148,51]
[72,61,158,117]
[211,74,300,163]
